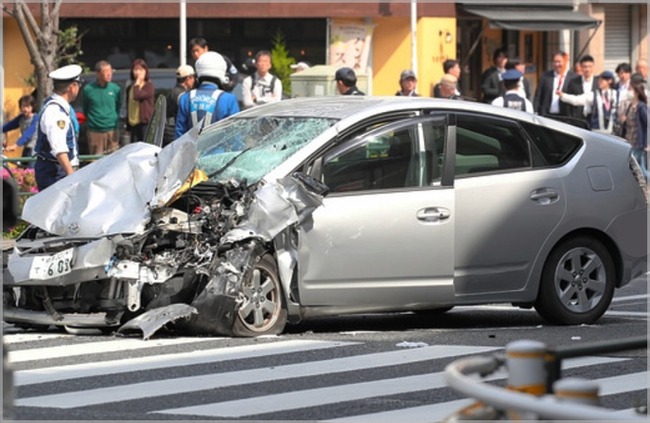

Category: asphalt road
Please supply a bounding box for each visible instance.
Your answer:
[4,275,648,421]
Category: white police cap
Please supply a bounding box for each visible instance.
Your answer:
[49,64,82,82]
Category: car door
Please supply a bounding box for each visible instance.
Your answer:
[451,112,566,298]
[297,115,456,308]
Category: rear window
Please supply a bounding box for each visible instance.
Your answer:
[521,122,583,167]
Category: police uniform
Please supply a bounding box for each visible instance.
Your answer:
[491,69,534,113]
[34,64,81,191]
[175,52,239,138]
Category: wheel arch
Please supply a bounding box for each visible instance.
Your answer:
[538,228,623,292]
[268,246,304,324]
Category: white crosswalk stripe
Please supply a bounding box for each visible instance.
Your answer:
[7,334,647,421]
[14,339,358,386]
[326,371,649,423]
[7,336,215,363]
[15,345,500,408]
[155,356,631,418]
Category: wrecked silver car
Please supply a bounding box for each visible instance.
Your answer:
[3,97,648,338]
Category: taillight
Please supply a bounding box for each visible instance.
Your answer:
[629,155,648,204]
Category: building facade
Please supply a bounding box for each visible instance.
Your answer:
[2,1,647,146]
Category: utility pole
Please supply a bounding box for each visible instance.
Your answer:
[180,0,187,66]
[411,0,418,74]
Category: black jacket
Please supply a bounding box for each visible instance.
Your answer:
[343,86,365,96]
[565,75,599,124]
[480,66,503,103]
[533,70,575,116]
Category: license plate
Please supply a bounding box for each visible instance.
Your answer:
[28,248,74,280]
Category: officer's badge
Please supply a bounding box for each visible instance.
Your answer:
[57,120,66,129]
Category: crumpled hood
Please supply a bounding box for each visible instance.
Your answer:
[22,127,200,238]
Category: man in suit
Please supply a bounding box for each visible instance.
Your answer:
[534,51,574,118]
[562,55,598,127]
[480,48,508,103]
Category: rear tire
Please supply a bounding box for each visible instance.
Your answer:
[534,236,615,325]
[232,254,287,337]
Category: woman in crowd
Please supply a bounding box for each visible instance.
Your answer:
[126,58,155,143]
[621,83,648,179]
[589,71,619,134]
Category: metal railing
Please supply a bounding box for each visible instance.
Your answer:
[2,155,104,197]
[443,336,647,421]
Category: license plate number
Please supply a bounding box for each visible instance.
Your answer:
[29,248,74,280]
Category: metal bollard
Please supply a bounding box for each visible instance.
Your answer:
[553,377,600,406]
[506,340,548,395]
[505,340,548,420]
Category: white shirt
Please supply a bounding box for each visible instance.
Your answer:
[516,78,527,99]
[559,90,595,117]
[581,76,595,115]
[550,71,568,114]
[39,93,79,166]
[618,81,630,107]
[241,72,283,109]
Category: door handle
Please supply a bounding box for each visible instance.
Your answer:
[417,207,451,222]
[530,189,559,204]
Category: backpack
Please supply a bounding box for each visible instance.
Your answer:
[250,73,278,96]
[221,55,238,92]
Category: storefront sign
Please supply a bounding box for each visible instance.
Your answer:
[328,20,374,73]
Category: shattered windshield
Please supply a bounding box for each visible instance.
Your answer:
[196,116,338,183]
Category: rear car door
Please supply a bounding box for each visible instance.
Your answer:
[450,112,567,298]
[297,115,456,308]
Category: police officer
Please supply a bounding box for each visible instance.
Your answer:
[491,69,534,113]
[175,51,239,139]
[34,64,82,191]
[335,67,365,96]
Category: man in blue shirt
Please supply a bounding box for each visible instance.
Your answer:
[175,51,239,139]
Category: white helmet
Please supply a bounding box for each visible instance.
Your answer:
[195,51,228,83]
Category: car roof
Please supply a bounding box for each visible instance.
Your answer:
[234,96,548,126]
[234,96,618,144]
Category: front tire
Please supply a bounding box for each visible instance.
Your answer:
[232,254,287,337]
[534,236,615,325]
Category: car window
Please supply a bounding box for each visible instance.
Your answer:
[455,114,531,177]
[520,121,583,167]
[320,117,446,193]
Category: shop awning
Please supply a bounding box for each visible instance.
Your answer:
[463,5,600,31]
